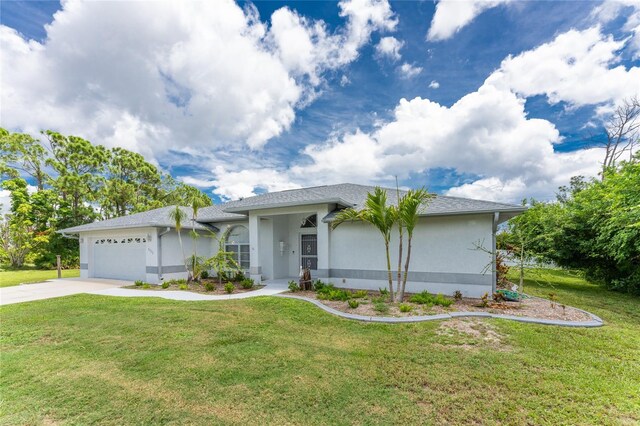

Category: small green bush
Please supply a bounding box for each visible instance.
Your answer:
[174,278,187,285]
[352,290,368,299]
[179,284,188,290]
[134,280,144,287]
[399,304,412,313]
[288,281,300,292]
[161,281,170,289]
[241,278,254,289]
[234,271,246,282]
[378,287,389,296]
[373,302,389,313]
[409,291,453,307]
[348,299,359,309]
[317,288,351,301]
[142,283,151,289]
[204,282,215,291]
[454,290,463,301]
[201,270,209,279]
[224,283,235,294]
[312,279,326,291]
[372,295,387,304]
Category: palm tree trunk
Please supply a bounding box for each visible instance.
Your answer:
[402,233,413,300]
[177,230,189,282]
[384,239,395,302]
[397,225,403,302]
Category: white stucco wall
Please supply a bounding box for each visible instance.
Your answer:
[329,214,494,297]
[158,229,216,282]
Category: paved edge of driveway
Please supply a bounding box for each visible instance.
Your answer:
[274,294,604,327]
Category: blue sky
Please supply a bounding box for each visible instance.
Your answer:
[1,0,639,203]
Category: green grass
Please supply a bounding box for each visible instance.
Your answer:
[1,269,638,425]
[0,269,80,288]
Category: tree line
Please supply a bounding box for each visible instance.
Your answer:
[0,129,211,269]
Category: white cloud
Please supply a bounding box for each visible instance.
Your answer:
[286,26,638,202]
[340,75,351,86]
[375,36,403,61]
[427,0,511,41]
[1,0,396,157]
[592,0,640,59]
[485,27,640,107]
[398,62,423,79]
[208,166,301,200]
[429,80,440,89]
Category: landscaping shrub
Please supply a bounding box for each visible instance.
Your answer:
[288,281,300,292]
[378,287,389,296]
[134,280,144,287]
[312,279,326,291]
[201,270,209,279]
[142,283,151,289]
[161,281,170,289]
[347,299,359,309]
[409,291,453,307]
[204,282,215,291]
[179,284,188,290]
[454,290,462,301]
[352,290,368,299]
[224,283,235,294]
[479,292,489,307]
[241,278,254,289]
[373,302,389,313]
[234,271,246,282]
[399,304,412,313]
[316,284,351,301]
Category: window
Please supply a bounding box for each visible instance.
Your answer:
[301,214,317,228]
[225,226,250,269]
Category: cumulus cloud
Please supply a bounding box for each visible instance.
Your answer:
[207,166,301,200]
[1,0,397,157]
[429,80,440,89]
[286,26,638,202]
[427,0,511,41]
[485,27,640,107]
[592,0,640,58]
[398,62,423,79]
[375,36,403,61]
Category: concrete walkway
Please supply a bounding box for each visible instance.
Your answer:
[0,278,130,306]
[276,294,604,328]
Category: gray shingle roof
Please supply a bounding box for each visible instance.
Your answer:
[58,206,222,234]
[59,183,525,233]
[222,183,525,218]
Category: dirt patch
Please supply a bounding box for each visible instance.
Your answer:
[288,288,593,322]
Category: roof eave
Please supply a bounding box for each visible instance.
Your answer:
[223,198,355,214]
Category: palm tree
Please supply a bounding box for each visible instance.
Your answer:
[168,205,190,281]
[332,187,397,301]
[397,188,432,301]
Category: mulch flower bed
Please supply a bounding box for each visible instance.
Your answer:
[288,289,592,322]
[125,279,263,295]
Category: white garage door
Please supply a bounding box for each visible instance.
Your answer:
[92,236,147,281]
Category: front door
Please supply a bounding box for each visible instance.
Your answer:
[300,234,318,270]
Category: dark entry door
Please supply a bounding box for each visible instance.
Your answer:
[300,234,318,270]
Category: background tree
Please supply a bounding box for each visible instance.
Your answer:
[597,96,639,178]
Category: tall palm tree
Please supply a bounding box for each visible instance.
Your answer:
[397,188,432,301]
[168,205,190,281]
[333,187,397,301]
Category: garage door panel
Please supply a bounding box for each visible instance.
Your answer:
[92,236,147,281]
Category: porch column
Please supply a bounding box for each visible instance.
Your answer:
[249,213,262,282]
[316,206,330,278]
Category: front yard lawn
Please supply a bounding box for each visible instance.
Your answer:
[0,268,80,288]
[1,269,638,424]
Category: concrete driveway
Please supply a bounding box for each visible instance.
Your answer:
[0,278,130,306]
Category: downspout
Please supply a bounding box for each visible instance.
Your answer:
[157,227,171,280]
[492,212,499,294]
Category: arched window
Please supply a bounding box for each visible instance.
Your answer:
[225,225,250,269]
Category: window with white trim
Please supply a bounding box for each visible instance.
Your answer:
[225,226,250,269]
